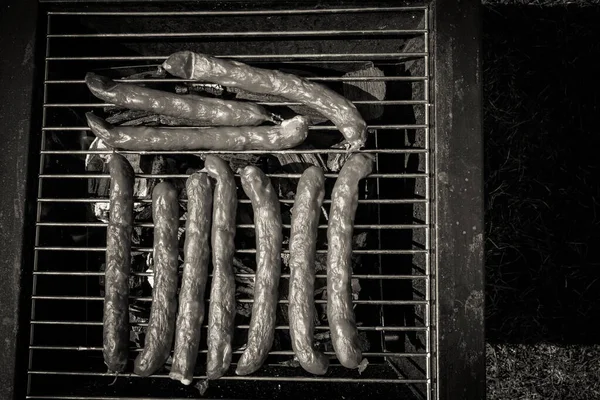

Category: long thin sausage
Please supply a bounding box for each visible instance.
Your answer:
[134,182,179,377]
[236,166,282,376]
[85,72,274,127]
[169,173,213,385]
[86,112,308,151]
[205,155,237,379]
[288,166,329,375]
[103,153,135,373]
[162,51,367,151]
[327,153,373,369]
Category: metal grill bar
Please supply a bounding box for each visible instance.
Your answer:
[33,271,426,280]
[27,371,427,384]
[44,100,426,107]
[45,53,427,61]
[38,173,426,179]
[31,296,426,305]
[40,149,428,155]
[30,321,426,331]
[37,222,426,230]
[48,29,426,38]
[37,198,427,204]
[42,124,428,130]
[34,246,425,255]
[32,272,425,280]
[48,7,427,16]
[424,8,433,397]
[29,346,425,358]
[46,76,427,83]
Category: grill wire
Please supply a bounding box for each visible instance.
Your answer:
[27,5,433,400]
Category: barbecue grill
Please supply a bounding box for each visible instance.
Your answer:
[0,0,483,399]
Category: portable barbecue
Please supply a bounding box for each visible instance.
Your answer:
[0,1,484,399]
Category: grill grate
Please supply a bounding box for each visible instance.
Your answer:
[27,4,433,399]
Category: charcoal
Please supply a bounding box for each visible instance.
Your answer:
[274,145,327,174]
[316,330,370,354]
[194,380,209,396]
[342,62,386,121]
[271,145,326,214]
[85,138,148,223]
[185,82,225,97]
[326,142,353,172]
[234,257,256,318]
[129,309,149,348]
[278,358,301,368]
[105,109,152,125]
[118,115,160,126]
[158,115,202,126]
[357,358,369,374]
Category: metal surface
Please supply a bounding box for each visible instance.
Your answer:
[0,1,483,399]
[433,0,485,398]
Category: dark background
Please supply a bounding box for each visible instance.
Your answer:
[483,2,600,398]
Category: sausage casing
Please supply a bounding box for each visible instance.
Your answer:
[327,153,373,369]
[86,112,308,151]
[236,166,282,376]
[103,153,135,373]
[169,173,213,385]
[85,72,273,126]
[288,166,329,375]
[134,182,179,377]
[205,155,237,379]
[162,51,367,151]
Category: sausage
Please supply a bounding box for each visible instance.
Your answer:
[236,166,282,375]
[162,51,367,151]
[86,112,308,151]
[288,166,329,375]
[103,153,135,373]
[205,155,237,379]
[134,182,180,377]
[85,72,274,126]
[327,153,373,369]
[169,173,213,385]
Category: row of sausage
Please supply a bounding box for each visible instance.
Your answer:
[104,153,373,384]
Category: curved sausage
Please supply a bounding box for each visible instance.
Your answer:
[236,166,282,376]
[86,112,308,151]
[205,155,237,379]
[162,51,367,151]
[86,72,274,126]
[134,182,179,377]
[103,153,135,373]
[327,153,373,369]
[288,166,329,375]
[169,173,213,385]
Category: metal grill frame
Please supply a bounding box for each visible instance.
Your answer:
[0,0,483,399]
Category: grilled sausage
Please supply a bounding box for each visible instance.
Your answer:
[86,112,308,151]
[85,72,273,127]
[236,166,282,376]
[205,156,237,380]
[103,153,135,373]
[288,166,329,375]
[327,153,373,369]
[134,182,179,377]
[169,173,213,385]
[162,51,367,151]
